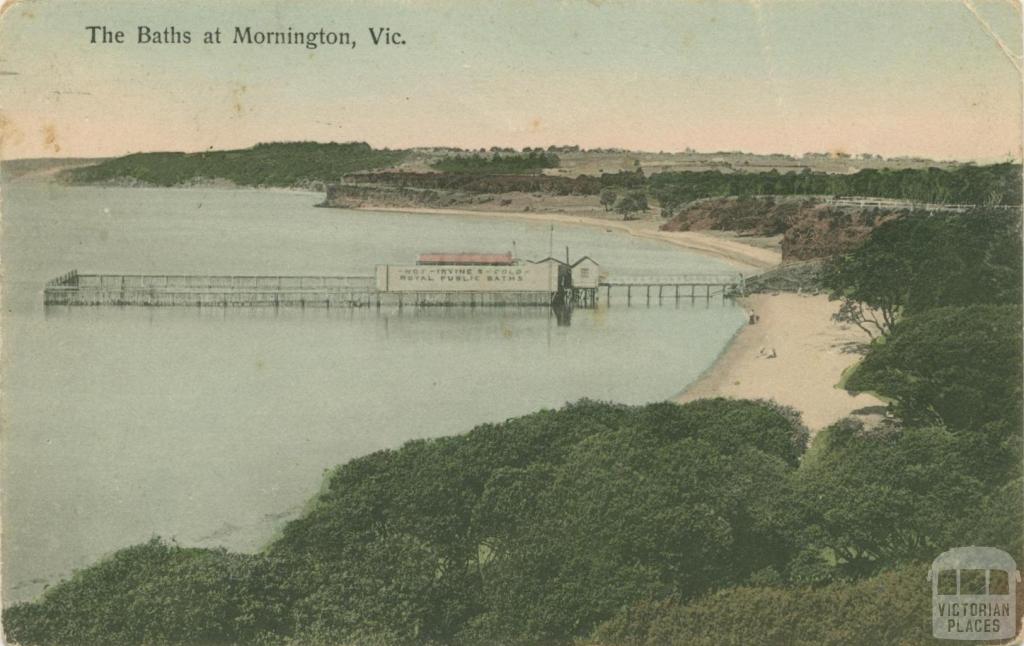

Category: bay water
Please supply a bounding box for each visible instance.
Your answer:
[1,181,745,603]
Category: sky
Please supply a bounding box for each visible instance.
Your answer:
[0,0,1021,162]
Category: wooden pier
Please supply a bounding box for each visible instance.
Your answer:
[599,273,743,307]
[44,270,743,309]
[43,271,559,308]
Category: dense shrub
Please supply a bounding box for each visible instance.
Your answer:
[593,564,941,646]
[3,540,293,646]
[796,421,993,576]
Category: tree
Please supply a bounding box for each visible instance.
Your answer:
[822,209,1022,338]
[614,190,649,220]
[846,304,1023,434]
[600,188,617,211]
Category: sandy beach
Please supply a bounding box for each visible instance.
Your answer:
[677,293,885,432]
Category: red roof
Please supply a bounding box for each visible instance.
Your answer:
[417,252,515,266]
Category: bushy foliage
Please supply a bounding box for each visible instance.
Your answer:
[595,420,1023,646]
[593,564,939,646]
[660,195,798,233]
[796,421,993,576]
[461,400,807,642]
[61,142,407,188]
[3,540,293,646]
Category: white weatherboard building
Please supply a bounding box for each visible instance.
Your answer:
[570,257,600,289]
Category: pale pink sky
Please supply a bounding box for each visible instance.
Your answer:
[1,0,1021,161]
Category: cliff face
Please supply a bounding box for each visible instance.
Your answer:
[321,183,462,209]
[780,205,900,261]
[660,196,902,261]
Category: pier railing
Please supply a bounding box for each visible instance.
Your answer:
[44,270,745,309]
[597,273,743,306]
[601,273,741,286]
[43,272,382,307]
[70,274,376,290]
[42,271,563,308]
[46,270,79,287]
[681,194,1021,213]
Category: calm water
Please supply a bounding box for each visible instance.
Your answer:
[1,181,744,603]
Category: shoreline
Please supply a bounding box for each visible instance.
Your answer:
[350,204,781,273]
[676,293,885,433]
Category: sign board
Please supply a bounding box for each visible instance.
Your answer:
[376,264,559,293]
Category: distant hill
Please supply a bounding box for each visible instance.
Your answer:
[59,142,408,188]
[48,141,989,189]
[1,157,111,180]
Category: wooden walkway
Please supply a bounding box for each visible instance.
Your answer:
[599,273,743,306]
[44,270,744,309]
[43,271,558,308]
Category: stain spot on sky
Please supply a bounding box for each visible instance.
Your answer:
[0,112,24,149]
[232,84,249,116]
[42,123,60,153]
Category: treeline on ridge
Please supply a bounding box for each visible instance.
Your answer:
[430,151,561,174]
[58,140,1021,210]
[343,164,1021,208]
[341,168,646,195]
[348,162,1019,205]
[650,163,1023,213]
